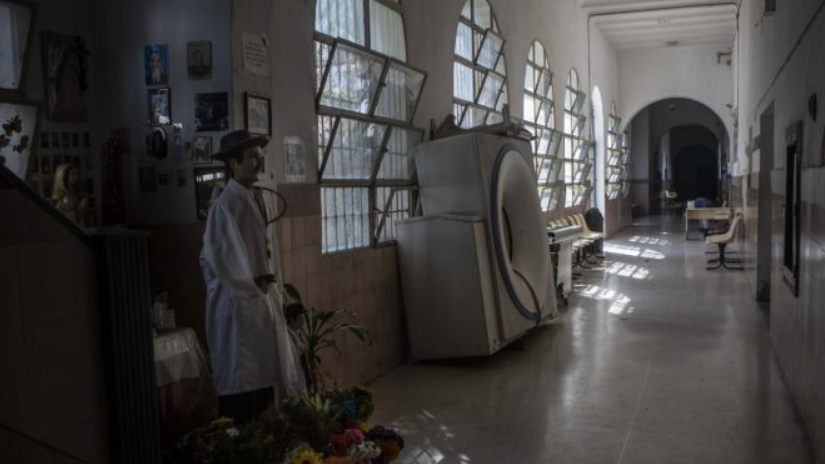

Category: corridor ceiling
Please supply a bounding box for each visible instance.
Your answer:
[583,1,737,51]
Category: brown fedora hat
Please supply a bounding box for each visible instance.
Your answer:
[212,130,269,162]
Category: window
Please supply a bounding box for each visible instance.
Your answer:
[524,40,562,213]
[606,102,623,200]
[563,69,590,208]
[315,0,426,253]
[453,0,508,128]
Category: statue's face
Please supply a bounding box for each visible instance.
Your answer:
[232,145,265,187]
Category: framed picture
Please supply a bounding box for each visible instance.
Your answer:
[194,166,227,220]
[148,87,171,125]
[41,32,89,122]
[187,41,212,80]
[192,135,212,163]
[0,0,38,96]
[0,97,42,180]
[194,92,228,131]
[244,93,271,136]
[144,44,169,86]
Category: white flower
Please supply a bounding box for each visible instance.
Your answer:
[225,427,240,438]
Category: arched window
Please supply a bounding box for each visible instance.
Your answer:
[524,40,560,213]
[563,69,590,209]
[453,0,508,128]
[315,0,427,253]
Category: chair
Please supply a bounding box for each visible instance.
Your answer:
[706,213,742,270]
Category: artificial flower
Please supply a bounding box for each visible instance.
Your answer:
[347,441,381,462]
[289,444,324,464]
[210,417,234,429]
[331,432,349,456]
[346,428,365,445]
[225,427,240,438]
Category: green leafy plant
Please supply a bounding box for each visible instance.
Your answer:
[284,284,373,393]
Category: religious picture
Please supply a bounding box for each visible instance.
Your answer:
[284,136,306,183]
[144,44,169,86]
[148,87,171,125]
[187,41,212,80]
[244,93,271,136]
[192,135,212,163]
[194,92,228,132]
[41,33,90,122]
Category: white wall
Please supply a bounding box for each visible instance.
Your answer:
[94,0,232,225]
[619,44,734,149]
[734,1,825,462]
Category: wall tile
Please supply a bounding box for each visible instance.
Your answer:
[305,215,321,247]
[0,190,25,246]
[291,216,306,250]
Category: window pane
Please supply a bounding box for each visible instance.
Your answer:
[370,0,406,60]
[319,43,386,114]
[523,94,536,122]
[375,62,425,121]
[461,1,471,19]
[462,105,488,128]
[315,0,365,45]
[476,30,503,69]
[377,127,422,180]
[375,187,412,243]
[473,0,492,29]
[315,41,332,94]
[486,111,503,125]
[524,64,535,92]
[322,117,388,180]
[478,71,503,108]
[453,61,474,101]
[455,22,473,61]
[322,186,370,253]
[536,128,551,155]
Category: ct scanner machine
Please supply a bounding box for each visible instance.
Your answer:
[396,133,556,360]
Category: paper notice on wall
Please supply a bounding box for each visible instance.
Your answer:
[284,136,306,183]
[242,33,269,77]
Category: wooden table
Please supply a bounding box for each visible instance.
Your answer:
[684,207,731,239]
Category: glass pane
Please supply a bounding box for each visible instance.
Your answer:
[536,128,551,155]
[537,100,550,127]
[377,127,422,180]
[473,0,492,29]
[315,0,365,45]
[524,64,535,92]
[319,43,386,114]
[495,51,506,75]
[523,94,536,122]
[462,105,487,128]
[572,92,586,114]
[376,187,412,243]
[455,22,473,61]
[478,71,503,109]
[322,117,388,180]
[376,62,425,121]
[548,129,563,157]
[609,151,621,166]
[317,114,336,168]
[537,69,551,98]
[461,0,471,19]
[322,186,370,253]
[477,30,503,69]
[486,111,503,125]
[495,81,508,112]
[370,0,406,60]
[315,41,332,94]
[453,61,474,101]
[453,102,466,122]
[573,115,586,137]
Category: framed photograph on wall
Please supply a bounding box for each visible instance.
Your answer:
[0,97,42,181]
[144,44,169,86]
[192,135,212,163]
[0,0,38,96]
[244,93,271,136]
[195,92,229,131]
[187,41,212,80]
[194,166,227,220]
[148,87,171,125]
[41,32,90,121]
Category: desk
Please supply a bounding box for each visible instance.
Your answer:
[684,207,731,239]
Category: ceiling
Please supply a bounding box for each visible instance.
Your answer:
[584,1,737,51]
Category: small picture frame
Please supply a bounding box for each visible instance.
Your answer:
[144,44,169,86]
[244,93,271,136]
[187,41,212,80]
[192,135,212,163]
[194,92,228,132]
[148,87,171,125]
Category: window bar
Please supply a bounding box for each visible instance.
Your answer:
[315,40,339,109]
[318,116,341,179]
[374,187,397,242]
[362,0,371,51]
[368,60,391,116]
[370,125,394,183]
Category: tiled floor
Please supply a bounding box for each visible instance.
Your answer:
[368,216,813,464]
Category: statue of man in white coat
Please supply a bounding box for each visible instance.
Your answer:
[200,130,304,424]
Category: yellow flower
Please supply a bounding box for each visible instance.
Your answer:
[357,421,369,431]
[210,417,234,429]
[289,444,324,464]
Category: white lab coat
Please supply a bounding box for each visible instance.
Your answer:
[200,179,304,396]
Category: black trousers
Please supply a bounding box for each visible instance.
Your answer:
[217,387,274,425]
